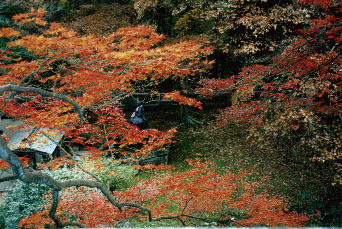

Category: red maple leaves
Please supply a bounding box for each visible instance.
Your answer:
[163,91,203,110]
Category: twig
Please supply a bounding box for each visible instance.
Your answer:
[19,55,56,86]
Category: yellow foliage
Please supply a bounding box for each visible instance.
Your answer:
[0,27,21,38]
[232,86,255,106]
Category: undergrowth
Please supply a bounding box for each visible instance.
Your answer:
[170,118,341,226]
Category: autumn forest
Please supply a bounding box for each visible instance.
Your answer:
[0,0,341,228]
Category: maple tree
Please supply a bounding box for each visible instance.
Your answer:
[134,0,175,35]
[134,0,315,77]
[174,0,311,53]
[199,0,342,183]
[0,4,312,227]
[18,160,309,228]
[0,5,209,227]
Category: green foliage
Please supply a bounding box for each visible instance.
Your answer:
[0,204,7,228]
[30,0,132,22]
[0,1,40,64]
[134,0,176,35]
[134,219,181,227]
[23,0,72,22]
[132,0,315,79]
[0,167,90,228]
[0,0,29,18]
[134,0,311,57]
[0,181,49,229]
[47,166,92,181]
[6,46,38,61]
[0,15,12,27]
[174,8,208,35]
[82,157,138,190]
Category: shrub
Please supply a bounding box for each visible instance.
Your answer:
[0,159,138,228]
[0,167,90,228]
[81,157,137,190]
[0,180,49,229]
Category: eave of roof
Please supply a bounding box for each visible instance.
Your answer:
[0,119,63,155]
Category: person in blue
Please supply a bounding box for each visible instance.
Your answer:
[128,101,148,130]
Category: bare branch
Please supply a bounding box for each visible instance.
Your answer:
[53,71,72,94]
[0,136,121,225]
[49,189,85,228]
[120,202,153,221]
[182,197,192,214]
[19,55,56,86]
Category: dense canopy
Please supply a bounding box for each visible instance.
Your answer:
[0,0,341,227]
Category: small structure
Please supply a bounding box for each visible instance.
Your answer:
[0,119,64,166]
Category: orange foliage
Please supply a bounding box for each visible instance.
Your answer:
[66,104,177,163]
[18,210,53,229]
[0,156,29,171]
[107,26,165,51]
[0,27,21,38]
[0,5,314,228]
[163,91,203,110]
[37,155,75,170]
[20,160,309,228]
[12,8,47,26]
[0,160,10,171]
[117,159,309,226]
[0,7,212,175]
[19,186,135,228]
[1,7,212,131]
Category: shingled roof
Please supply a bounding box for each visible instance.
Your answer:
[0,119,63,155]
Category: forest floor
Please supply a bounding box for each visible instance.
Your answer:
[62,2,340,226]
[62,2,137,36]
[148,108,333,226]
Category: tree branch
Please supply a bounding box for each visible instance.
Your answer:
[49,189,85,228]
[0,174,17,183]
[55,57,123,75]
[19,55,56,86]
[0,134,238,228]
[0,137,123,227]
[0,84,84,118]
